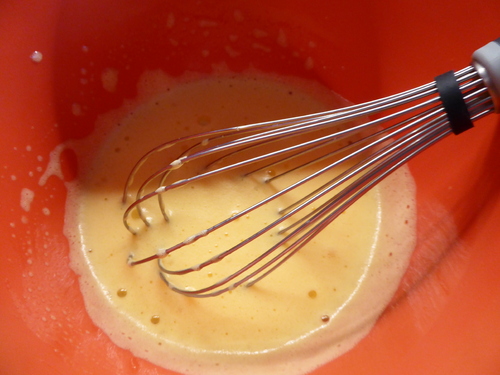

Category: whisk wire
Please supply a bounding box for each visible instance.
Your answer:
[162,118,453,297]
[125,67,478,230]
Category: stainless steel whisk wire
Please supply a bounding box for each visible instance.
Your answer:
[122,39,500,297]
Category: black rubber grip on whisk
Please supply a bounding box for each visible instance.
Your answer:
[435,70,474,135]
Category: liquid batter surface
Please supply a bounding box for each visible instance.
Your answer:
[65,71,417,375]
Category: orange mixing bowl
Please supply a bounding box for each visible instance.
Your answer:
[1,0,500,374]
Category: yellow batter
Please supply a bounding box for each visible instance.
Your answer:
[65,71,416,375]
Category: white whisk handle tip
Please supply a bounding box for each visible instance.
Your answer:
[472,38,500,112]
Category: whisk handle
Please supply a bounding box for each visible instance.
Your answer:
[472,38,500,113]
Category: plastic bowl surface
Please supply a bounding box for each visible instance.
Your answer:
[1,1,500,374]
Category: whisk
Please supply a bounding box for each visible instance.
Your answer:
[123,38,500,298]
